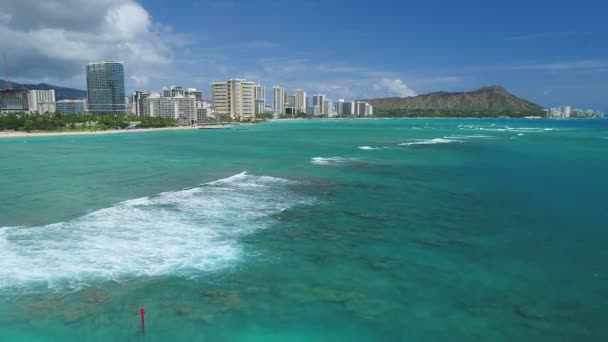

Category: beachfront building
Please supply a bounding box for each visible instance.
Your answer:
[323,99,332,117]
[312,95,326,115]
[28,90,56,113]
[272,86,285,116]
[197,100,213,122]
[336,99,356,116]
[133,91,155,117]
[254,84,265,115]
[306,105,321,116]
[355,101,374,117]
[56,100,87,115]
[143,93,197,125]
[211,79,256,120]
[86,61,126,114]
[295,89,306,114]
[0,89,57,113]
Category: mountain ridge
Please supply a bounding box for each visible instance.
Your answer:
[362,85,544,117]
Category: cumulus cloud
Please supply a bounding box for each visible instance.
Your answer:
[373,79,417,97]
[0,0,173,88]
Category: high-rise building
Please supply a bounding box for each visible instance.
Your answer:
[272,86,285,115]
[323,99,332,117]
[1,89,57,113]
[143,93,197,125]
[312,95,326,115]
[306,105,321,116]
[355,101,373,117]
[295,89,306,114]
[286,94,296,107]
[211,79,256,120]
[0,89,29,112]
[86,61,126,113]
[254,84,266,115]
[336,100,355,115]
[28,90,56,113]
[133,91,156,117]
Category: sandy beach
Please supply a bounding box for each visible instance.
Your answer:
[0,125,229,139]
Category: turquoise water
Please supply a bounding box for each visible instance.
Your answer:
[0,119,607,341]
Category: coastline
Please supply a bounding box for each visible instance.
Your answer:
[0,126,219,139]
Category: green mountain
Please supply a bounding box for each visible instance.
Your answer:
[363,85,545,117]
[0,79,87,100]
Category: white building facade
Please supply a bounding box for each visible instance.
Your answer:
[254,84,266,115]
[28,90,56,113]
[272,86,285,116]
[143,94,197,125]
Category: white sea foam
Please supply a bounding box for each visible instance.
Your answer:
[443,134,496,139]
[400,138,460,146]
[460,124,559,133]
[358,146,387,150]
[311,157,359,165]
[0,172,309,291]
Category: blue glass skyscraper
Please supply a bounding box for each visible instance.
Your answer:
[86,61,125,113]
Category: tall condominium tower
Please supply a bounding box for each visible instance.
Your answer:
[312,94,326,115]
[254,84,266,115]
[211,79,256,120]
[86,61,126,113]
[272,86,285,115]
[295,89,306,113]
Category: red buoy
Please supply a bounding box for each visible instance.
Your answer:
[140,308,146,333]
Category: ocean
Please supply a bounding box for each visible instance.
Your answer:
[0,119,606,341]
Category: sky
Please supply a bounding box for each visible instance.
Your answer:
[0,0,607,111]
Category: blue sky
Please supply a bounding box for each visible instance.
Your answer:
[2,0,607,111]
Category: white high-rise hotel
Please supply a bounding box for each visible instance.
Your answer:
[254,84,265,115]
[272,86,285,115]
[211,79,256,120]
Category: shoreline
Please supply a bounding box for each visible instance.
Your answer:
[0,126,227,139]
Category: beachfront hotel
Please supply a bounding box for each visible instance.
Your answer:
[295,89,306,114]
[254,84,265,115]
[211,79,256,120]
[272,86,285,116]
[86,61,126,114]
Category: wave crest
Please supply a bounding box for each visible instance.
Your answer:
[0,172,309,292]
[311,157,359,165]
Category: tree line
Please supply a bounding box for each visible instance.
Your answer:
[0,112,177,132]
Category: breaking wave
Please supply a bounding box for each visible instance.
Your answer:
[311,157,360,165]
[459,124,559,133]
[400,138,460,146]
[443,134,495,139]
[358,146,387,150]
[0,172,310,291]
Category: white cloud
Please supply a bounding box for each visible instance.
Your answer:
[0,0,173,89]
[373,79,416,97]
